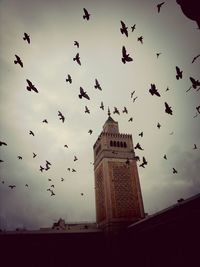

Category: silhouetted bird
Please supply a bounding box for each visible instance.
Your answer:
[14,55,23,68]
[79,87,90,100]
[83,8,90,20]
[58,111,65,122]
[113,107,120,115]
[134,143,144,150]
[73,53,81,65]
[165,102,173,115]
[25,184,29,187]
[191,54,200,63]
[164,154,167,160]
[156,53,161,58]
[74,156,78,161]
[23,32,30,44]
[122,107,128,114]
[74,41,79,48]
[26,79,38,93]
[139,157,147,168]
[193,144,197,149]
[149,83,160,97]
[88,129,93,135]
[137,36,143,44]
[72,168,76,172]
[40,165,45,172]
[175,66,183,80]
[61,178,64,182]
[100,101,104,110]
[0,160,4,162]
[139,132,143,137]
[157,2,165,13]
[190,77,200,89]
[85,106,90,114]
[67,168,70,171]
[51,185,55,188]
[33,152,37,158]
[45,165,50,171]
[29,130,34,136]
[157,123,161,129]
[18,156,22,160]
[128,117,133,122]
[94,79,102,90]
[51,190,55,196]
[64,144,68,148]
[173,168,178,174]
[66,74,72,84]
[133,96,138,102]
[48,178,52,181]
[120,20,128,37]
[0,141,7,146]
[43,119,48,123]
[125,158,130,165]
[121,46,133,64]
[9,185,16,189]
[131,24,136,31]
[196,106,200,114]
[46,160,51,166]
[131,91,135,98]
[81,193,84,196]
[166,87,169,91]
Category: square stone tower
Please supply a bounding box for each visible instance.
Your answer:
[93,115,145,232]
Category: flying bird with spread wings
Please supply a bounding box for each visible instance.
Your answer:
[14,55,23,68]
[74,41,79,48]
[66,74,72,84]
[83,8,90,20]
[121,46,133,64]
[157,2,165,13]
[149,84,160,97]
[139,157,148,168]
[190,77,200,89]
[0,141,7,146]
[23,32,30,44]
[113,107,120,115]
[100,101,104,110]
[29,130,34,136]
[134,143,144,150]
[165,102,173,115]
[120,20,128,37]
[73,53,81,65]
[26,79,38,93]
[85,106,90,114]
[131,24,136,32]
[122,107,128,114]
[137,36,143,44]
[58,111,65,122]
[9,185,16,189]
[94,79,102,90]
[175,66,183,80]
[43,119,48,123]
[79,87,90,100]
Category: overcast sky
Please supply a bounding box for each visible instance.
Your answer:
[0,0,199,230]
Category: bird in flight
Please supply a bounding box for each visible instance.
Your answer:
[156,53,161,58]
[121,46,133,64]
[83,8,90,20]
[0,141,7,146]
[64,144,68,148]
[137,36,143,44]
[196,106,200,114]
[58,111,65,123]
[166,87,169,92]
[66,74,72,84]
[193,144,197,150]
[25,184,29,187]
[29,130,34,136]
[23,32,30,44]
[190,77,200,89]
[33,152,37,158]
[18,156,22,160]
[113,107,120,115]
[100,101,104,110]
[88,129,93,135]
[26,79,38,93]
[0,160,4,163]
[139,157,148,168]
[122,107,128,114]
[74,156,78,161]
[72,168,76,172]
[157,123,161,129]
[131,91,135,98]
[120,20,128,37]
[131,24,136,32]
[9,185,16,189]
[40,165,45,172]
[157,2,165,13]
[85,106,90,114]
[81,193,84,196]
[134,155,140,162]
[61,178,64,182]
[149,84,160,97]
[165,102,173,115]
[74,41,79,48]
[139,132,143,137]
[128,117,133,122]
[173,168,178,174]
[175,66,183,80]
[134,143,144,150]
[50,190,55,196]
[133,96,138,103]
[163,154,167,160]
[14,55,23,68]
[94,79,102,90]
[43,119,48,123]
[79,87,90,100]
[191,54,200,63]
[73,53,81,65]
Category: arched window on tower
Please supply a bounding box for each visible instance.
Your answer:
[117,141,120,147]
[124,142,127,148]
[110,140,113,147]
[114,141,116,147]
[120,141,123,147]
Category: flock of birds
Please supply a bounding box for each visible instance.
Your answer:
[0,4,200,202]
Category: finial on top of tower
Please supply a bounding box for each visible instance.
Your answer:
[108,107,111,117]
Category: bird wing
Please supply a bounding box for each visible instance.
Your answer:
[120,20,126,28]
[83,8,89,16]
[80,87,84,95]
[26,79,32,87]
[122,46,126,57]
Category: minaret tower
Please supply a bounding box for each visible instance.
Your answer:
[93,110,144,232]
